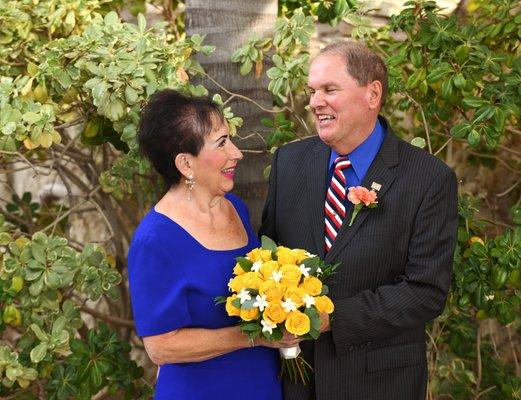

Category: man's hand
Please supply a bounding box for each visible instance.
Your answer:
[320,312,331,333]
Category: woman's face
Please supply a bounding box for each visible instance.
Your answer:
[190,119,243,198]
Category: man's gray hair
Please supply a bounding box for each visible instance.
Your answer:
[319,41,388,107]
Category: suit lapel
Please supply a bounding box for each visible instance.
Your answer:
[306,140,331,258]
[325,126,400,263]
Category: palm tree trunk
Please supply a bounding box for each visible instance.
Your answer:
[185,0,278,229]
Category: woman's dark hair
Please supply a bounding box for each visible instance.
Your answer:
[138,89,225,186]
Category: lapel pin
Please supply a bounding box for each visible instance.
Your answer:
[371,182,382,191]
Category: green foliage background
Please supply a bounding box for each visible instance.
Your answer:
[0,0,519,398]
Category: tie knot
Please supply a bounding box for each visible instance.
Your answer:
[333,156,351,171]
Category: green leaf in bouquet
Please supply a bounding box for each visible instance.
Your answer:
[231,298,242,308]
[320,285,329,296]
[270,326,283,341]
[236,257,253,272]
[241,322,262,333]
[261,235,277,252]
[302,257,320,274]
[308,329,320,340]
[214,296,227,305]
[304,306,321,339]
[240,299,256,310]
[320,262,341,280]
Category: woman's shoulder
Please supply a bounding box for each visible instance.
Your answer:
[130,208,186,249]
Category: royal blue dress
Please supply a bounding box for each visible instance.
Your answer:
[128,193,282,400]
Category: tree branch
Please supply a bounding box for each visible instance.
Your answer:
[79,302,135,328]
[41,186,101,233]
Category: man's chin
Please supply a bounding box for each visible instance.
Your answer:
[317,130,336,145]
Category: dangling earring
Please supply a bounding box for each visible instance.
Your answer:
[185,174,195,201]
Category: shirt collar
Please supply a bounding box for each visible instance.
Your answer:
[329,119,385,182]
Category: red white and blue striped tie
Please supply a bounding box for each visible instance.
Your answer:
[325,156,351,252]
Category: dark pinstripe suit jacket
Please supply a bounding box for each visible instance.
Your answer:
[259,117,458,400]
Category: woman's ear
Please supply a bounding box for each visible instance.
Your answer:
[174,153,193,179]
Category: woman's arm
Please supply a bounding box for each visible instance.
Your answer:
[143,326,301,365]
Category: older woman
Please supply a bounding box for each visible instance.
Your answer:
[128,90,299,399]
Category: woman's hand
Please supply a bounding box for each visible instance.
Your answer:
[254,330,302,349]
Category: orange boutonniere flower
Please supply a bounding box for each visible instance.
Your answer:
[347,186,378,226]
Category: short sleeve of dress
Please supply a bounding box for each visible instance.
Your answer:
[128,236,192,337]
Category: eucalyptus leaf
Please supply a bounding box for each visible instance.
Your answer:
[240,299,256,310]
[261,236,277,252]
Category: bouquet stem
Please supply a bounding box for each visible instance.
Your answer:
[279,345,313,385]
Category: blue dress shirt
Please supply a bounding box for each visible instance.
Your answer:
[328,119,385,187]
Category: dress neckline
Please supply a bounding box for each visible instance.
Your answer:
[151,194,252,253]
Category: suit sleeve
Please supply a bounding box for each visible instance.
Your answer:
[258,148,280,242]
[330,167,458,355]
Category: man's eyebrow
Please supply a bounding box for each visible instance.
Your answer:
[307,82,340,89]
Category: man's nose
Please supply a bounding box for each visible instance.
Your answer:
[309,91,325,109]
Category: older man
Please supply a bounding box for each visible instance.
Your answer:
[260,41,458,400]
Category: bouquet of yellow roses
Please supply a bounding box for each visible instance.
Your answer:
[215,236,339,384]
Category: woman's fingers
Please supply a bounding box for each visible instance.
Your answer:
[256,335,301,348]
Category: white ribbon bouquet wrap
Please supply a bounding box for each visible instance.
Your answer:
[280,345,301,359]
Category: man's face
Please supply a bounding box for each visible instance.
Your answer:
[307,53,374,152]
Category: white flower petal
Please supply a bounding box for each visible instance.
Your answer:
[253,294,269,312]
[270,271,283,283]
[299,264,311,277]
[302,294,315,308]
[281,298,297,313]
[237,289,252,304]
[261,319,275,334]
[251,260,262,272]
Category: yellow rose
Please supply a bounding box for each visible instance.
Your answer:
[283,286,306,307]
[277,247,298,265]
[299,276,323,296]
[225,296,241,317]
[247,248,273,263]
[285,311,310,336]
[280,264,302,286]
[315,296,335,314]
[294,249,309,264]
[264,300,287,324]
[259,280,285,301]
[259,260,279,280]
[229,276,244,293]
[233,262,245,276]
[240,271,262,290]
[240,307,260,321]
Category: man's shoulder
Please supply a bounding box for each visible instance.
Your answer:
[393,133,454,178]
[277,136,322,158]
